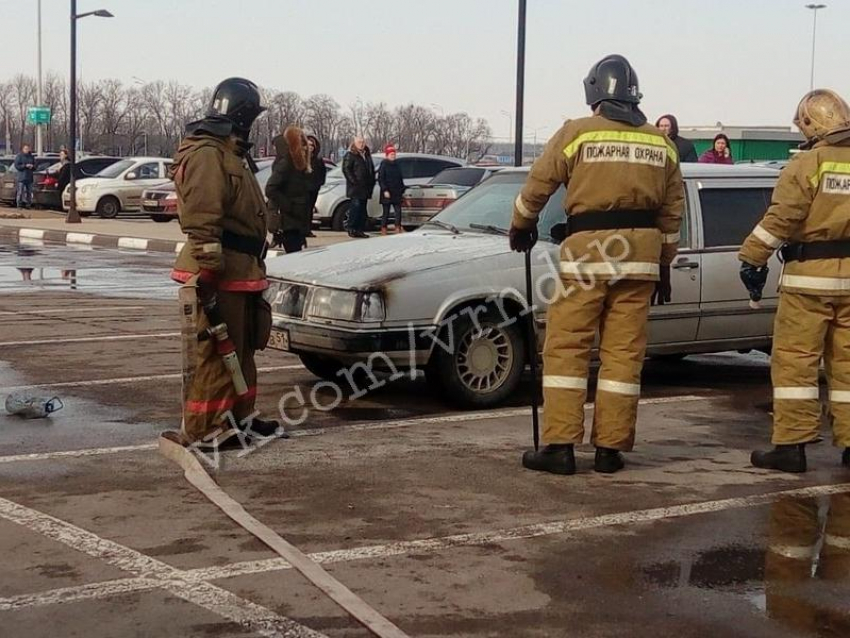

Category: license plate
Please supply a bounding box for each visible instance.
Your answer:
[143,200,158,207]
[268,328,290,351]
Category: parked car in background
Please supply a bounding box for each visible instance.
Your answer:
[62,157,172,218]
[142,158,274,222]
[314,153,465,230]
[264,164,781,409]
[401,166,503,227]
[0,157,57,205]
[33,156,120,210]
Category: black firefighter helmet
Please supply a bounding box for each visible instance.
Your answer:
[207,77,266,136]
[583,54,642,106]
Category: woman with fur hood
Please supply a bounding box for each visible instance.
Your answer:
[265,126,313,253]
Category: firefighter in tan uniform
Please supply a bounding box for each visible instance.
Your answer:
[510,55,684,475]
[160,78,282,451]
[741,89,850,473]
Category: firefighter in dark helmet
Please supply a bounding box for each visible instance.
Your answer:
[509,54,684,475]
[161,78,284,450]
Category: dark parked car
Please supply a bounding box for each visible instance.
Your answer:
[0,157,56,205]
[33,156,121,210]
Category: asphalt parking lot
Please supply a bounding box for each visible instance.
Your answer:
[1,239,848,637]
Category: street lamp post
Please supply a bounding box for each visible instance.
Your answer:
[67,2,114,224]
[805,3,826,91]
[36,0,43,156]
[514,0,526,167]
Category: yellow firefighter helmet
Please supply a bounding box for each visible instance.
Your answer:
[794,89,850,143]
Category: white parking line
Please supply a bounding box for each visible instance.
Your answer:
[0,395,710,465]
[0,495,327,637]
[0,332,180,347]
[0,364,304,393]
[3,481,848,615]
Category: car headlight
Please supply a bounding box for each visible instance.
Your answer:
[265,282,308,319]
[80,184,94,195]
[165,192,178,201]
[308,288,385,322]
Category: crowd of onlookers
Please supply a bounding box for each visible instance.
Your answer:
[264,129,408,253]
[655,114,734,165]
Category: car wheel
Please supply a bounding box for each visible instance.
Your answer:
[96,196,120,219]
[299,353,347,382]
[150,214,172,223]
[426,308,526,409]
[331,202,350,232]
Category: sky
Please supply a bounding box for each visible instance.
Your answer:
[1,0,848,140]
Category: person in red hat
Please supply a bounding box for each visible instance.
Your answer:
[377,144,406,234]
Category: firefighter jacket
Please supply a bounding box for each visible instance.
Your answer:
[511,115,685,282]
[170,133,269,292]
[740,139,850,297]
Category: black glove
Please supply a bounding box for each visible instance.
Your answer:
[509,225,538,253]
[740,262,769,302]
[651,265,672,305]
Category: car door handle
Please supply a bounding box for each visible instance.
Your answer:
[672,260,699,270]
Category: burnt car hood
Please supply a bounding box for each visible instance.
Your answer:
[265,230,511,290]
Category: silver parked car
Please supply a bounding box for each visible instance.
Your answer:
[314,153,465,230]
[265,164,781,408]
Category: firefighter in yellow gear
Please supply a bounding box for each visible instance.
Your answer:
[510,54,684,475]
[764,494,850,632]
[160,78,282,451]
[740,89,850,473]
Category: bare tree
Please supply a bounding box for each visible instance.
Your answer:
[43,73,67,151]
[365,102,395,149]
[304,94,344,157]
[0,82,14,153]
[10,74,36,148]
[99,79,129,154]
[77,81,103,152]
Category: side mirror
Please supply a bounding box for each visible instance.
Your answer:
[549,222,567,244]
[125,172,137,180]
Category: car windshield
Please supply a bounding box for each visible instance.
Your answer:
[429,167,484,187]
[433,172,565,241]
[96,159,135,178]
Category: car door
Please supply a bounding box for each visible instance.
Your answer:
[694,179,781,342]
[124,161,164,210]
[647,192,701,346]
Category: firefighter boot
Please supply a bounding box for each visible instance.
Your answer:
[594,447,625,474]
[843,448,849,468]
[522,444,576,475]
[243,417,290,439]
[751,444,807,473]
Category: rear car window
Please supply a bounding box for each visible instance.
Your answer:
[430,168,484,187]
[699,187,773,248]
[412,159,458,179]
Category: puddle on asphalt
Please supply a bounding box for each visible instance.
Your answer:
[642,494,850,636]
[0,238,175,299]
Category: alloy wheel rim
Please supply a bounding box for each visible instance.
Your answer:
[456,325,514,394]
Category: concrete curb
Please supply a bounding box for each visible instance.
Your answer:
[0,225,284,259]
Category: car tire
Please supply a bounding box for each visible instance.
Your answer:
[331,202,351,232]
[299,353,347,382]
[96,196,121,219]
[425,307,526,409]
[150,214,172,223]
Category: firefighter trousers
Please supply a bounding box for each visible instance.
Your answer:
[180,288,262,442]
[541,278,654,451]
[771,292,850,447]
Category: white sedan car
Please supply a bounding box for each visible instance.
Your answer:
[265,165,781,408]
[63,157,172,218]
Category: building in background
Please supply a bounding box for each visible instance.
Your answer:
[680,126,803,162]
